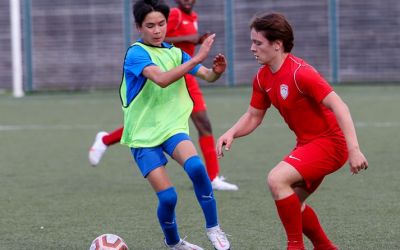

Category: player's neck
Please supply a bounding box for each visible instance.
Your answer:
[179,8,192,15]
[269,53,288,73]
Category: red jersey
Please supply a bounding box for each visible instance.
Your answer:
[250,54,343,145]
[166,7,198,56]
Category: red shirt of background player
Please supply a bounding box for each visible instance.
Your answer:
[167,7,199,56]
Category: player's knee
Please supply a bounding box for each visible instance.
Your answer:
[199,119,212,134]
[157,187,177,209]
[267,169,285,193]
[184,156,207,180]
[192,113,213,134]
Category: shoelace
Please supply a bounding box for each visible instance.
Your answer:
[178,236,199,250]
[180,236,188,245]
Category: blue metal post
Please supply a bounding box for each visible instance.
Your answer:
[123,0,132,49]
[22,0,33,91]
[328,0,340,83]
[224,0,235,86]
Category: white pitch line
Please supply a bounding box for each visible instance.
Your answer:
[1,121,400,132]
[218,121,400,129]
[355,122,400,128]
[0,124,101,131]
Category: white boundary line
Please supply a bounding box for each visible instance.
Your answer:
[0,124,100,131]
[1,122,400,132]
[261,121,400,128]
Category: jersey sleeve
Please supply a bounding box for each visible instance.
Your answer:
[181,50,201,75]
[250,74,271,110]
[296,65,333,103]
[166,8,180,36]
[124,45,155,77]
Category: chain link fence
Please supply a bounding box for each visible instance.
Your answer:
[1,0,399,91]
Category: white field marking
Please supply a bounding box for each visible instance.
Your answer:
[354,122,400,128]
[215,121,400,130]
[0,124,103,131]
[0,121,399,132]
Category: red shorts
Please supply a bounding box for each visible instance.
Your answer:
[185,74,207,113]
[283,136,348,194]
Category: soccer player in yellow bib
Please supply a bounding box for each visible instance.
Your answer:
[89,0,238,191]
[119,0,230,249]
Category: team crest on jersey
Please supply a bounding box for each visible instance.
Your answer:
[280,84,289,100]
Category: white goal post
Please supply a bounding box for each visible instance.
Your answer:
[10,0,24,97]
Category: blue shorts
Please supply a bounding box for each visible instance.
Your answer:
[130,133,191,177]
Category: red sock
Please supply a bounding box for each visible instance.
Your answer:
[198,135,219,181]
[102,127,123,146]
[302,205,337,250]
[275,193,304,250]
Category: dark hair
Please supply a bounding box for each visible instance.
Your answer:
[249,12,294,53]
[133,0,170,26]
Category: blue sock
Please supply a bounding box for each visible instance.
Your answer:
[156,187,180,245]
[184,155,218,228]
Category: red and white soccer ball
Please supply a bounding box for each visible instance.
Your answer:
[89,234,129,250]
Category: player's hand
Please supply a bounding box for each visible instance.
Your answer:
[212,53,226,75]
[193,33,215,63]
[216,132,234,158]
[348,148,368,174]
[198,32,212,44]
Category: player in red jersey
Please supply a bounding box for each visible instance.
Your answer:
[89,0,238,191]
[216,13,368,250]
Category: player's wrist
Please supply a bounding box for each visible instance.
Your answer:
[212,68,222,74]
[212,69,223,78]
[348,145,360,153]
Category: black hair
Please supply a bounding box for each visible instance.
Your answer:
[133,0,170,26]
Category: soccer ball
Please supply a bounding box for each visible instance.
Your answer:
[89,234,129,250]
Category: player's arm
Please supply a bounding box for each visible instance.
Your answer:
[216,106,266,157]
[165,34,200,44]
[142,34,216,88]
[195,53,226,82]
[165,32,211,45]
[322,92,368,174]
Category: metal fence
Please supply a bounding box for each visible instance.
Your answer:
[1,0,399,92]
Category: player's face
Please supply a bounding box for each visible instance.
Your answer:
[250,28,280,66]
[175,0,195,14]
[137,11,167,47]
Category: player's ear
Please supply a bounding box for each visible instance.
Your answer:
[274,40,283,51]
